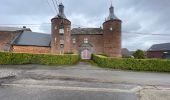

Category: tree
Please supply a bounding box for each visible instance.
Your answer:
[133,50,145,59]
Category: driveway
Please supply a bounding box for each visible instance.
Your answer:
[0,62,170,100]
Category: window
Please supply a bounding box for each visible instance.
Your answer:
[72,38,76,44]
[84,38,88,43]
[60,39,64,44]
[55,37,57,42]
[55,26,57,30]
[110,27,113,31]
[59,28,64,34]
[67,28,70,32]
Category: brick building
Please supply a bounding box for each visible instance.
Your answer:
[0,27,31,51]
[147,43,170,59]
[0,3,122,59]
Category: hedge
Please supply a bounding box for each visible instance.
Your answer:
[0,52,80,65]
[92,54,170,72]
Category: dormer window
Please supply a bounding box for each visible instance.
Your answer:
[84,38,88,43]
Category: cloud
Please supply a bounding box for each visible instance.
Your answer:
[0,0,170,50]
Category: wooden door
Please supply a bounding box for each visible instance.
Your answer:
[81,49,91,59]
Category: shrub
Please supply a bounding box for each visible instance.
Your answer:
[92,54,170,72]
[0,52,80,65]
[133,49,146,59]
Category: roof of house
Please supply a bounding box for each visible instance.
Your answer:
[53,3,67,19]
[71,28,103,35]
[12,31,51,47]
[106,5,120,21]
[0,26,31,32]
[148,43,170,51]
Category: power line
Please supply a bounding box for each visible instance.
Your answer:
[122,31,170,36]
[54,0,59,13]
[51,0,58,14]
[0,23,170,36]
[55,0,59,7]
[45,0,56,14]
[0,23,47,26]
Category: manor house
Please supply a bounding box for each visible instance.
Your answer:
[0,3,122,59]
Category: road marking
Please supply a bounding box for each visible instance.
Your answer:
[2,83,142,93]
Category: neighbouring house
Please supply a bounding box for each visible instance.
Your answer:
[11,31,51,54]
[147,43,170,59]
[121,48,133,57]
[0,26,31,51]
[0,3,122,59]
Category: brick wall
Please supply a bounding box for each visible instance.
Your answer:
[0,31,21,51]
[147,51,164,58]
[103,20,122,57]
[51,18,71,54]
[71,34,104,54]
[12,45,50,54]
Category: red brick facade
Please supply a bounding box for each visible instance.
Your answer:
[0,4,122,58]
[0,31,21,51]
[12,45,50,54]
[71,34,104,54]
[103,20,122,57]
[147,51,170,58]
[51,18,71,54]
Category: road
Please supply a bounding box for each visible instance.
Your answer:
[0,62,170,100]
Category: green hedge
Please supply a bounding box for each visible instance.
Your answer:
[0,52,80,65]
[92,54,170,72]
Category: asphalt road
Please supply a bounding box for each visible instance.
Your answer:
[0,85,138,100]
[0,62,170,100]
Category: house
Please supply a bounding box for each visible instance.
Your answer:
[147,43,170,59]
[0,26,31,51]
[0,3,122,59]
[121,48,133,57]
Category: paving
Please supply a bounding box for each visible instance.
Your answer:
[0,62,170,100]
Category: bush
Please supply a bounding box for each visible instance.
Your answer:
[133,49,146,59]
[0,52,80,65]
[92,54,170,72]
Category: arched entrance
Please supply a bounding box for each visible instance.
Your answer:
[80,43,93,59]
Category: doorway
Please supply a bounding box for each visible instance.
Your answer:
[81,49,91,59]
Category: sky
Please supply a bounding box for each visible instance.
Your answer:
[0,0,170,51]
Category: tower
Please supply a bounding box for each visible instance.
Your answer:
[51,3,71,54]
[103,5,122,57]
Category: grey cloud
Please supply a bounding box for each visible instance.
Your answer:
[0,0,170,50]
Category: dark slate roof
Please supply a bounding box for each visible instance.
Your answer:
[12,31,51,47]
[106,5,120,21]
[148,43,170,51]
[0,26,31,32]
[53,3,67,19]
[71,28,103,35]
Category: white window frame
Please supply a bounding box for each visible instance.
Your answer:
[59,28,64,34]
[72,38,76,44]
[84,38,88,43]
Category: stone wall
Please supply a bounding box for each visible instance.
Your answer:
[12,45,50,54]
